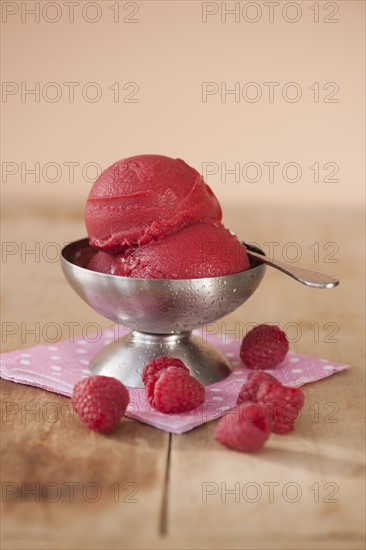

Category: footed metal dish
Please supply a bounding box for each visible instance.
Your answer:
[61,239,266,387]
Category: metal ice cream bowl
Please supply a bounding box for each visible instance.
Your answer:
[61,238,266,387]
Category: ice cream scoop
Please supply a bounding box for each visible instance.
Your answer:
[86,154,250,279]
[88,222,250,279]
[85,155,222,252]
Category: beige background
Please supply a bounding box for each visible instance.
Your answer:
[1,0,365,212]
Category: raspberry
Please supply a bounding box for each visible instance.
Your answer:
[72,375,129,433]
[148,366,205,414]
[237,370,279,405]
[215,402,271,452]
[257,381,305,434]
[240,324,289,370]
[142,356,189,386]
[142,356,190,404]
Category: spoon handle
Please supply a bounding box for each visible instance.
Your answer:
[246,249,339,289]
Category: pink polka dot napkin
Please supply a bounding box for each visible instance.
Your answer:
[0,329,350,434]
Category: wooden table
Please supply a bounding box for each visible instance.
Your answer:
[1,205,365,549]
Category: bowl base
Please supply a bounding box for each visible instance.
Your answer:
[89,331,232,388]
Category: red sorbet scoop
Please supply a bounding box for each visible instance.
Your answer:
[85,155,222,252]
[88,222,250,279]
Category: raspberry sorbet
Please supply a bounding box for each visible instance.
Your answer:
[86,154,250,279]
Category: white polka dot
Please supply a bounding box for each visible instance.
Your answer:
[48,346,58,351]
[79,359,89,365]
[209,388,222,392]
[290,357,300,363]
[21,353,30,357]
[235,379,245,383]
[212,396,224,401]
[76,349,87,354]
[292,369,303,373]
[77,340,87,345]
[323,365,334,370]
[20,359,30,366]
[233,371,243,376]
[319,359,328,363]
[225,352,234,357]
[50,355,61,361]
[50,365,61,371]
[81,369,91,374]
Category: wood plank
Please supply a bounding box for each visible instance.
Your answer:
[0,379,169,543]
[1,210,170,546]
[167,375,364,548]
[167,208,365,548]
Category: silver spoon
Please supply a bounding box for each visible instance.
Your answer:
[245,243,339,289]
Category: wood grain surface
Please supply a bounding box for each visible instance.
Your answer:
[1,205,365,549]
